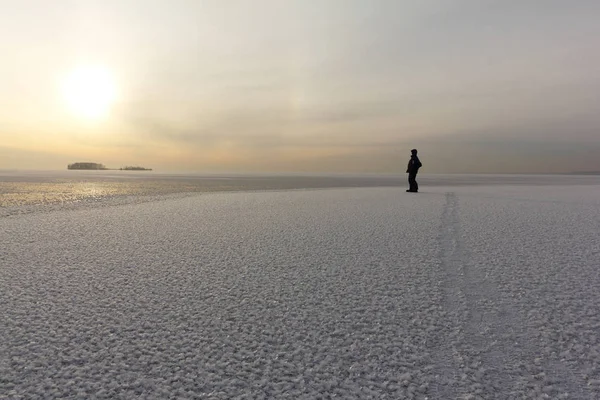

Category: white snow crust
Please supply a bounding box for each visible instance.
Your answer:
[1,184,600,399]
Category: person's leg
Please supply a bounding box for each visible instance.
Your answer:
[408,173,417,192]
[414,173,418,192]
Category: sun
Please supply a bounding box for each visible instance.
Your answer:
[62,65,117,120]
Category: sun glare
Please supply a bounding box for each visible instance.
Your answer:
[62,65,117,120]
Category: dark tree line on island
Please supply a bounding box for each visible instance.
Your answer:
[67,162,152,171]
[119,166,153,171]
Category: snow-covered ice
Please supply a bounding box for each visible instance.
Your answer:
[1,181,600,399]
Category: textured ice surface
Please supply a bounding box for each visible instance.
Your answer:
[1,183,600,399]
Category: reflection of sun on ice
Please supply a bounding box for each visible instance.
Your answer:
[62,65,117,120]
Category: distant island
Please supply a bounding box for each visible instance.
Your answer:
[67,162,108,170]
[119,166,153,171]
[67,162,152,171]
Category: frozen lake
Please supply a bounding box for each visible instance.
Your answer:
[1,177,600,398]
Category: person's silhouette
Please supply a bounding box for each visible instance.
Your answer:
[406,149,422,192]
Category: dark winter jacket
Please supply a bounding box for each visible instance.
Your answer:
[406,155,422,174]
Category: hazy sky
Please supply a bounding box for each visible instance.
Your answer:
[1,0,599,173]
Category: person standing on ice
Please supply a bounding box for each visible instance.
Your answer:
[406,148,422,192]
